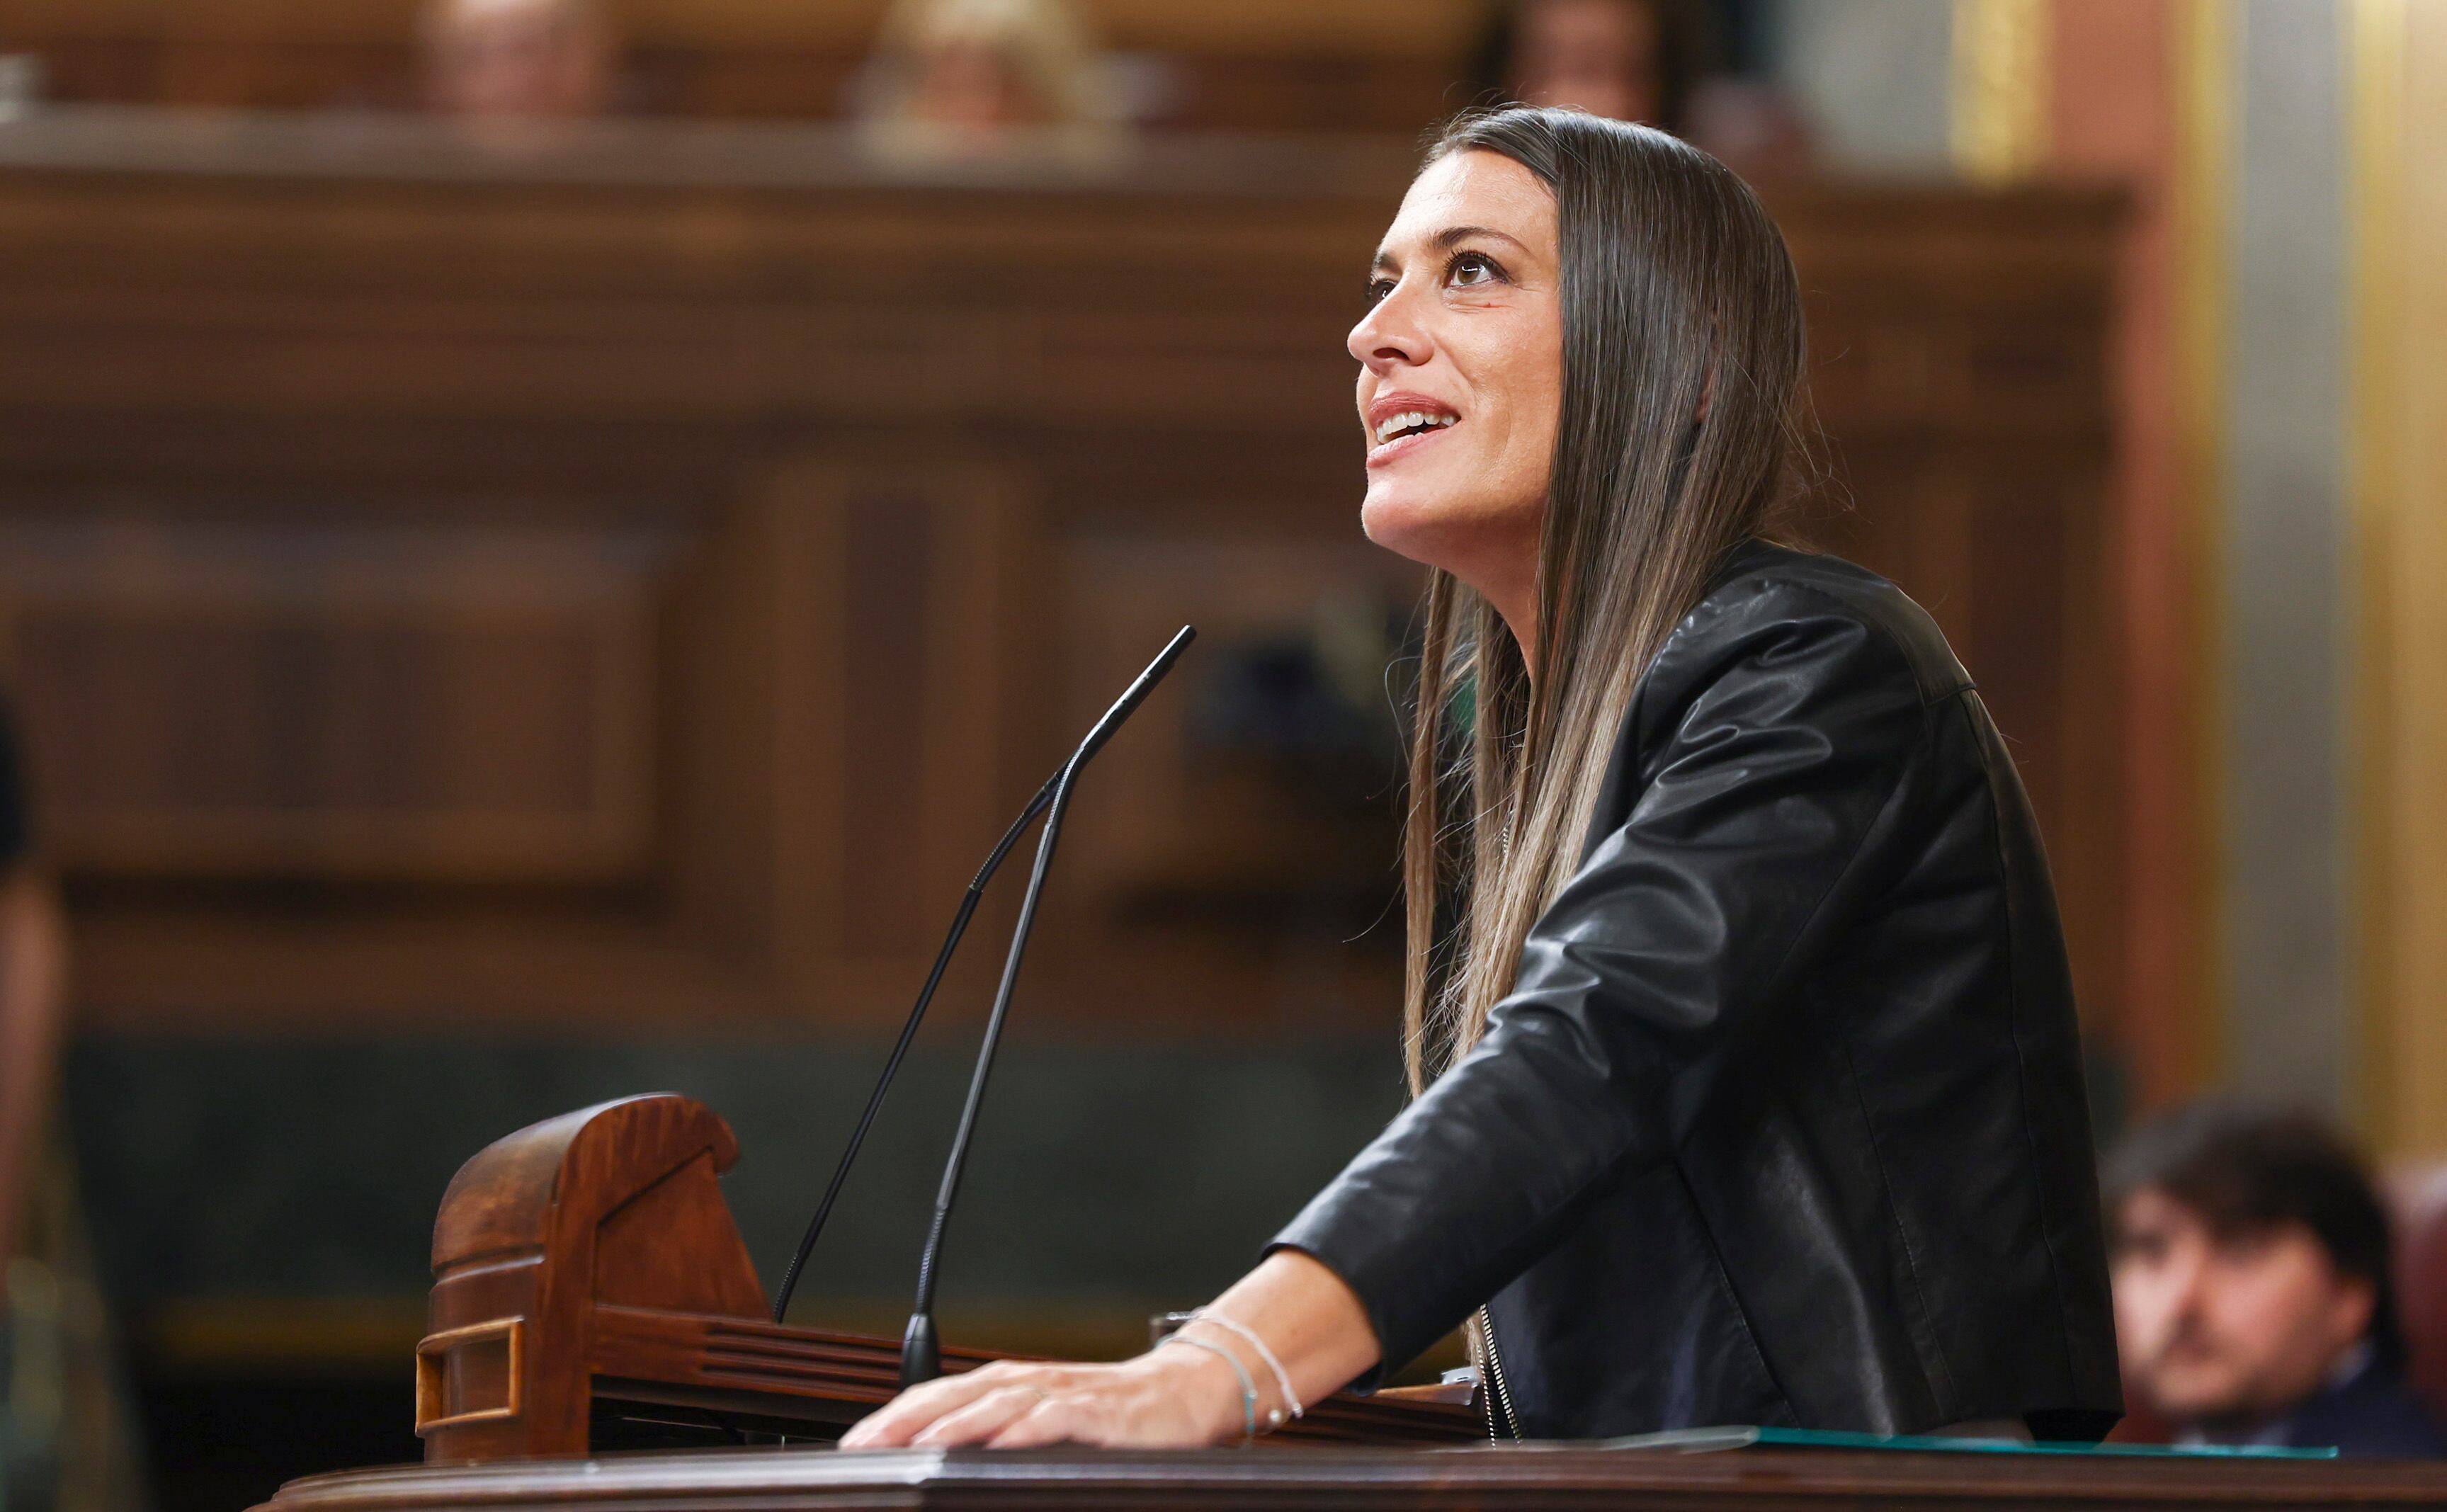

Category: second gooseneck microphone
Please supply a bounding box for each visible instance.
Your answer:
[899,625,1196,1387]
[763,627,1195,1377]
[766,771,1059,1326]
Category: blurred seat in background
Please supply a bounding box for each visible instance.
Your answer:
[2388,1165,2447,1435]
[421,0,615,122]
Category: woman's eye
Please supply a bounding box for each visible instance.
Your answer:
[1448,252,1502,288]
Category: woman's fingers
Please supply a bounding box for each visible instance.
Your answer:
[982,1368,1220,1449]
[840,1367,1019,1448]
[984,1393,1100,1448]
[836,1386,962,1448]
[840,1363,1078,1449]
[909,1384,1060,1448]
[839,1354,1225,1450]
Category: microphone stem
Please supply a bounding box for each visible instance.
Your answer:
[768,774,1058,1324]
[903,756,1081,1377]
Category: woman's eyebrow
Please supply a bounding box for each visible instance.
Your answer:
[1430,224,1532,254]
[1373,224,1533,273]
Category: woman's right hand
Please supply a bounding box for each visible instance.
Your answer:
[838,1348,1248,1450]
[839,1250,1381,1450]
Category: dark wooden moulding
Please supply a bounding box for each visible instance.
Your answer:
[266,1442,2447,1512]
[413,1093,1473,1464]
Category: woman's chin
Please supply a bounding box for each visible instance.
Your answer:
[1361,491,1424,546]
[1361,491,1469,568]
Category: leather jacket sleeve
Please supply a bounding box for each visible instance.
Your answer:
[1271,583,1938,1382]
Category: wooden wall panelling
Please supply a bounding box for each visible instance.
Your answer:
[1810,446,2119,1047]
[1016,532,1421,1040]
[31,465,1031,1032]
[0,516,663,883]
[749,458,1024,1016]
[1055,533,1414,909]
[1788,183,2125,1047]
[662,472,790,973]
[0,176,1394,436]
[40,492,753,1029]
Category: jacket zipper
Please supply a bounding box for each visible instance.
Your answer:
[1475,1306,1524,1440]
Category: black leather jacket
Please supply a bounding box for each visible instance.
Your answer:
[1274,542,2121,1441]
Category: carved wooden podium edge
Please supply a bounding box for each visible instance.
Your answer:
[413,1094,1474,1462]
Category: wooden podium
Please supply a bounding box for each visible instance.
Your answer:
[242,1093,2447,1511]
[407,1094,1472,1464]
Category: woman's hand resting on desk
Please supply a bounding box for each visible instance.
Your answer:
[836,1351,1251,1449]
[838,1250,1381,1449]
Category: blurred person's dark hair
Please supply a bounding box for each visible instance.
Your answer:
[2105,1101,2407,1370]
[1467,0,1714,133]
[422,0,615,121]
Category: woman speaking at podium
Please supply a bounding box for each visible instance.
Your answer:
[846,106,2122,1450]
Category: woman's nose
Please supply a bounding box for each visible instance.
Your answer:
[1349,289,1431,373]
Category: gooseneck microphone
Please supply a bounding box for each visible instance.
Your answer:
[764,627,1196,1346]
[768,771,1060,1325]
[899,625,1196,1387]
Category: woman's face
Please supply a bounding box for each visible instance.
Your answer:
[1351,149,1563,623]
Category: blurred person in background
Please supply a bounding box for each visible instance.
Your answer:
[1471,0,1705,131]
[2108,1103,2446,1457]
[0,699,147,1512]
[1470,1,1810,174]
[0,705,65,1370]
[852,0,1118,163]
[422,0,615,122]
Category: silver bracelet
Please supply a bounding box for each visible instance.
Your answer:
[1188,1311,1303,1423]
[1157,1331,1257,1445]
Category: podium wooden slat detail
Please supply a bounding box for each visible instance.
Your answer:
[411,1093,1473,1465]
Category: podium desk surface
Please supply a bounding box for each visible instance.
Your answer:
[262,1444,2447,1512]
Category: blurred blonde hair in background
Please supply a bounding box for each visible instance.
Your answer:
[854,0,1121,164]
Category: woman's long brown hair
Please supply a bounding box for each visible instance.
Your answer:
[1400,108,1811,1095]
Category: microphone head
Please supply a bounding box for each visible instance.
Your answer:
[1069,625,1197,771]
[1154,623,1196,670]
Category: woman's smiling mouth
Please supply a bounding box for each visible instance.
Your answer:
[1366,396,1462,463]
[1373,410,1458,446]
